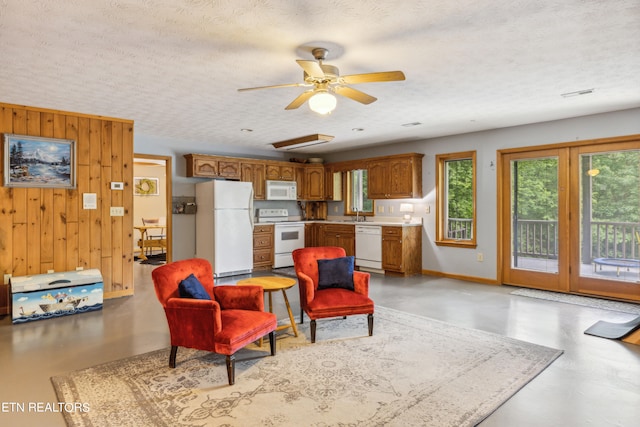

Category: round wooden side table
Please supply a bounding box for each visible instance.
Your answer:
[236,276,299,338]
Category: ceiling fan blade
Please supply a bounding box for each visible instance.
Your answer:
[333,86,377,105]
[285,90,315,110]
[238,82,306,92]
[340,71,406,85]
[296,60,325,79]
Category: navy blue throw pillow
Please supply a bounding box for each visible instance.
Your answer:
[317,256,355,291]
[178,274,211,300]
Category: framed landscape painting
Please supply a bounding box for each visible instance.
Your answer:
[3,134,76,189]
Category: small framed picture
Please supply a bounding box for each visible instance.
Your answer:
[3,134,76,189]
[134,177,159,196]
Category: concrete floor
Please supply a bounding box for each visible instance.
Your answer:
[1,263,639,427]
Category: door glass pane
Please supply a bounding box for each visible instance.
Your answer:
[511,157,559,273]
[579,150,640,282]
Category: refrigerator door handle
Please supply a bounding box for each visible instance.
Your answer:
[249,187,255,228]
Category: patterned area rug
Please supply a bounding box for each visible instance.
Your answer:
[51,306,562,427]
[511,288,640,315]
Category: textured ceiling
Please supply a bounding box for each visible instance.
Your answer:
[1,1,639,154]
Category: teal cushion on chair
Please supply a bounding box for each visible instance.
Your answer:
[179,274,211,300]
[317,256,355,291]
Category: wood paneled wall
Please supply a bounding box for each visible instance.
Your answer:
[0,103,134,301]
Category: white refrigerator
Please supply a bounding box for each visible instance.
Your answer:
[195,180,254,277]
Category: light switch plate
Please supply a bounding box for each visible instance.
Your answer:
[110,207,125,216]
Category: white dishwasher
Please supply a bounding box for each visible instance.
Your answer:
[355,225,382,270]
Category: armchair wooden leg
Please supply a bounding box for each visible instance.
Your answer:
[268,331,276,356]
[226,354,236,385]
[169,345,178,368]
[310,319,317,343]
[367,313,374,336]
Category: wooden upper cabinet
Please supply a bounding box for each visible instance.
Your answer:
[185,154,218,177]
[294,165,305,199]
[367,160,387,199]
[185,152,422,201]
[266,163,295,181]
[367,153,423,199]
[240,162,266,200]
[217,160,241,179]
[304,165,325,200]
[324,167,343,201]
[185,154,240,179]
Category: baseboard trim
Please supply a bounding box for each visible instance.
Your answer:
[421,269,500,285]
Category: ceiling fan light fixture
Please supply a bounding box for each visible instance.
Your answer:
[308,91,337,115]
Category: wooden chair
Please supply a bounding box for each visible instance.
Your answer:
[142,217,166,255]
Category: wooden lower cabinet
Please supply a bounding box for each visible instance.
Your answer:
[381,226,422,275]
[253,224,274,270]
[306,223,421,275]
[305,223,318,247]
[318,224,355,256]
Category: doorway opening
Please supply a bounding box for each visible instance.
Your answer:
[133,154,172,265]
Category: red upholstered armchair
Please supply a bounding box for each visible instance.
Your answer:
[292,246,374,343]
[152,258,277,385]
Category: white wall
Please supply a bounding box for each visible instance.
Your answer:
[323,108,640,280]
[133,108,640,278]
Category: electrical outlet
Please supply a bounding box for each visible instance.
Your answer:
[47,269,54,274]
[425,204,431,214]
[110,206,125,216]
[477,252,484,262]
[334,206,338,213]
[389,206,394,213]
[378,205,384,213]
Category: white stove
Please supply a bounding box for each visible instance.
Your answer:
[256,209,305,268]
[256,208,290,223]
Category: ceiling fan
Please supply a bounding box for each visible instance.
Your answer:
[237,47,405,114]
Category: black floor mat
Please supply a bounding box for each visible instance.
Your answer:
[136,253,166,265]
[584,316,640,339]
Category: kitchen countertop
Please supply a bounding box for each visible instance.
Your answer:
[276,219,422,227]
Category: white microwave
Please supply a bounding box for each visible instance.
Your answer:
[266,180,297,200]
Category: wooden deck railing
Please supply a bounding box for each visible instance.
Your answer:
[448,219,639,260]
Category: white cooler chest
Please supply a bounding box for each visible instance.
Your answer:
[10,269,103,324]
